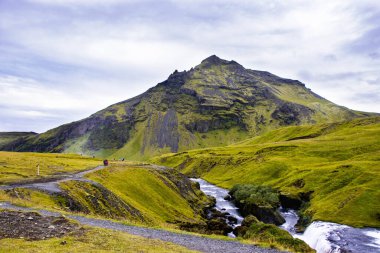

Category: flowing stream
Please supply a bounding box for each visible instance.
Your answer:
[191,178,243,237]
[193,178,380,253]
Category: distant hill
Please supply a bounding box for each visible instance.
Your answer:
[1,55,375,159]
[0,132,37,150]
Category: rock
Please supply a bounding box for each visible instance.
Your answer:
[227,216,238,224]
[48,225,55,229]
[208,208,225,218]
[207,218,233,235]
[224,195,232,201]
[27,216,33,220]
[241,204,285,225]
[60,240,67,245]
[241,215,259,227]
[279,193,302,209]
[233,226,248,237]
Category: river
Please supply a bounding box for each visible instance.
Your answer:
[193,178,380,253]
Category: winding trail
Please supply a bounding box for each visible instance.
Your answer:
[0,166,105,193]
[0,202,284,253]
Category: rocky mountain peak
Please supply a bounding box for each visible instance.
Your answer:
[201,55,225,64]
[199,55,239,67]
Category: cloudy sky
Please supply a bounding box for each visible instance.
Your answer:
[1,0,379,132]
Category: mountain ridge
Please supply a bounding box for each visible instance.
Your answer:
[0,55,375,159]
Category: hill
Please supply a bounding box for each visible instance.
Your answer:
[1,55,374,160]
[153,117,380,228]
[0,132,37,149]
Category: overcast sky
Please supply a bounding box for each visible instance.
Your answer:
[1,0,379,132]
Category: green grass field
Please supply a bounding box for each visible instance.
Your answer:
[154,117,380,228]
[0,152,101,185]
[0,226,198,253]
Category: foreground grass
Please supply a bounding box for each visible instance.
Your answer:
[0,226,198,253]
[0,152,101,184]
[154,117,380,228]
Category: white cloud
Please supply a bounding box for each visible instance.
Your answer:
[26,0,136,6]
[0,0,379,132]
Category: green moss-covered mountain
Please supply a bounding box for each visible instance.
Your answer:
[1,55,374,159]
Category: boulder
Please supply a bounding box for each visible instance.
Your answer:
[224,195,232,201]
[241,215,259,227]
[207,218,233,235]
[280,193,302,209]
[240,204,285,225]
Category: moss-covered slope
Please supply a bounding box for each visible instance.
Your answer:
[0,132,37,149]
[84,164,211,226]
[153,117,380,228]
[2,56,374,159]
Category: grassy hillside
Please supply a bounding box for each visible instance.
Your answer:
[153,117,380,228]
[83,164,210,226]
[0,132,37,148]
[0,152,101,185]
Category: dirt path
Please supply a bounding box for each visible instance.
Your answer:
[0,202,285,253]
[0,166,104,193]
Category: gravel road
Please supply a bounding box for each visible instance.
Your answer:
[0,166,105,193]
[0,202,285,253]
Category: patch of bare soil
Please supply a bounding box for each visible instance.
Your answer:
[0,210,84,240]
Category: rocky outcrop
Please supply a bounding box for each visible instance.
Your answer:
[229,184,285,225]
[179,207,234,236]
[237,203,285,225]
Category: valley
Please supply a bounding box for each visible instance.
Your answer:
[1,57,379,253]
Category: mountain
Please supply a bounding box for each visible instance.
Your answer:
[1,55,374,159]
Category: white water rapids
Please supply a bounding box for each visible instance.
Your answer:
[193,178,380,253]
[191,178,243,237]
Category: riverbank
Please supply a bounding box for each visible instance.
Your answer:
[193,178,380,253]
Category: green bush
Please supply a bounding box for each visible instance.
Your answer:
[230,184,280,209]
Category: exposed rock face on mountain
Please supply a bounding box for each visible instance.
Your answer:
[0,55,373,159]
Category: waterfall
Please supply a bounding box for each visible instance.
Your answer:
[279,210,380,253]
